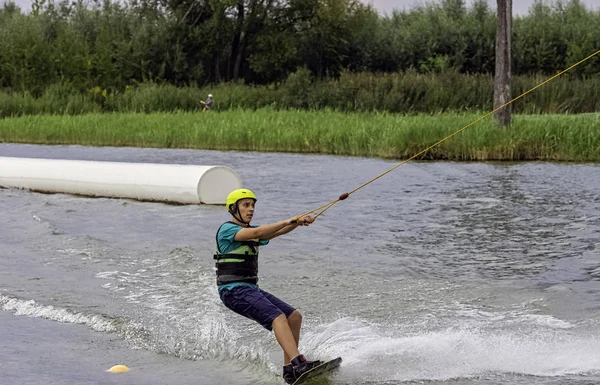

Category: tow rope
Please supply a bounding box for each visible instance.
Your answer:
[294,48,600,222]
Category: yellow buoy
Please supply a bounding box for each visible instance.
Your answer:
[107,365,130,373]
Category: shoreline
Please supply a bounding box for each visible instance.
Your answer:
[1,109,600,162]
[2,142,600,165]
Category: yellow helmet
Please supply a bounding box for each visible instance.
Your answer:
[226,189,257,211]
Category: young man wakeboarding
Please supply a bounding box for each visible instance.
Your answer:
[215,188,321,384]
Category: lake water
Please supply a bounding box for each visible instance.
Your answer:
[1,143,599,385]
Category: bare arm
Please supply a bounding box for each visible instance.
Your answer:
[234,218,297,241]
[262,223,298,240]
[261,216,314,240]
[234,215,313,241]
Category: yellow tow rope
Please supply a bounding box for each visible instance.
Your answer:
[295,48,600,221]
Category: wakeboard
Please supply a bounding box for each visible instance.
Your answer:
[291,357,342,385]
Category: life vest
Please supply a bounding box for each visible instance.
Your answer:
[214,222,260,286]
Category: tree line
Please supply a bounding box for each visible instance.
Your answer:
[0,0,599,96]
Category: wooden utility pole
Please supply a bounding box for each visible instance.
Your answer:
[494,0,512,126]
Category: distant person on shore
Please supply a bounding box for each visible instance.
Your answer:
[200,93,213,111]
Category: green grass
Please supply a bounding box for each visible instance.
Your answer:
[1,109,599,161]
[2,71,600,118]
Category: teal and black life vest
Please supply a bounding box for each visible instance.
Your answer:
[214,222,260,286]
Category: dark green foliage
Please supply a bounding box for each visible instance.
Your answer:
[2,71,600,118]
[1,0,599,115]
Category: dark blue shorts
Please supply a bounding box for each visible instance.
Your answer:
[219,285,296,331]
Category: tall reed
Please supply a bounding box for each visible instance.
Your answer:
[2,70,599,118]
[1,110,599,161]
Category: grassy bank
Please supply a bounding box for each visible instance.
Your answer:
[1,109,599,161]
[2,71,600,118]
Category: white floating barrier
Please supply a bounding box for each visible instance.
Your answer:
[0,157,241,205]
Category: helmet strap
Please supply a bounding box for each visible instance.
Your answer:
[230,202,250,226]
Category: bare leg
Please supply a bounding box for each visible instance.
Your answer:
[272,314,300,364]
[285,311,303,364]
